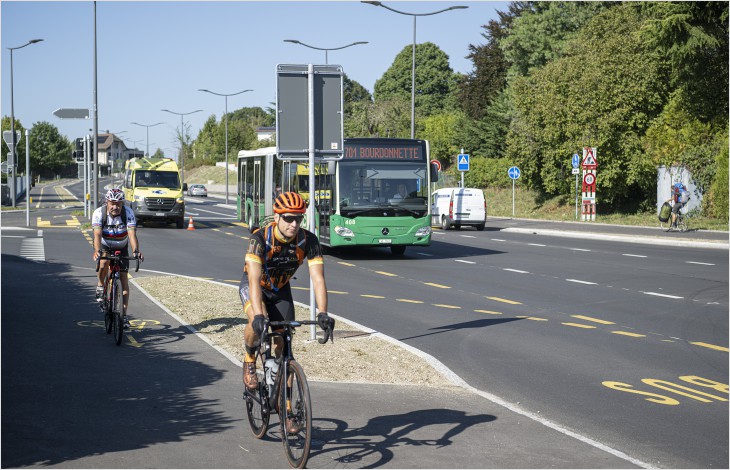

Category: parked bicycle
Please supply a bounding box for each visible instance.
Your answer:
[95,251,140,345]
[243,317,334,468]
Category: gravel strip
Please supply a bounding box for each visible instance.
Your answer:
[133,275,456,388]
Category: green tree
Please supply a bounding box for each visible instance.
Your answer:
[420,111,462,164]
[343,74,374,138]
[28,121,72,175]
[374,42,457,119]
[506,4,669,209]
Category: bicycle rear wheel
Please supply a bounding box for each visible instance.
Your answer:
[103,278,113,334]
[245,353,270,439]
[112,278,124,345]
[677,215,688,232]
[280,360,312,469]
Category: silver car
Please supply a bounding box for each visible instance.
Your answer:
[187,184,208,197]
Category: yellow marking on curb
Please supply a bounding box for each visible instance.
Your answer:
[375,271,397,277]
[397,299,423,304]
[486,296,522,305]
[611,331,646,338]
[475,309,502,315]
[424,282,450,289]
[572,315,615,325]
[361,294,385,299]
[338,262,356,267]
[689,342,729,352]
[433,304,460,309]
[563,322,596,329]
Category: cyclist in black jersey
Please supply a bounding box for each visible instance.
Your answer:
[239,192,334,395]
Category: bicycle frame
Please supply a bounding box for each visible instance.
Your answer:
[95,252,140,345]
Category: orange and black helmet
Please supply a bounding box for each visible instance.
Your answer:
[273,191,307,214]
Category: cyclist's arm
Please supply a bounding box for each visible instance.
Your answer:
[127,228,143,261]
[92,228,103,261]
[245,258,266,318]
[309,262,328,314]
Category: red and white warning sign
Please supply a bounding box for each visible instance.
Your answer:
[582,147,597,169]
[583,173,596,186]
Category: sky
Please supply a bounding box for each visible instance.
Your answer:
[2,0,509,157]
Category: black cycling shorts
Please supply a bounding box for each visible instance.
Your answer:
[100,246,130,272]
[239,274,295,323]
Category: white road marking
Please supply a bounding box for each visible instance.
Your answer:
[491,238,506,242]
[417,252,433,257]
[455,259,476,264]
[461,235,476,238]
[641,291,684,299]
[528,243,546,247]
[566,279,597,285]
[20,237,45,261]
[686,261,714,266]
[503,268,530,274]
[570,248,591,252]
[622,254,647,258]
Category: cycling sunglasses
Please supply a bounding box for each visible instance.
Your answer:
[280,214,304,224]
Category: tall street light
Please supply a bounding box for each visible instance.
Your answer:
[161,109,202,186]
[8,38,43,208]
[131,121,164,157]
[198,88,252,204]
[284,39,368,64]
[363,1,467,139]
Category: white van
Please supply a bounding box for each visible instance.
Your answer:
[431,187,486,230]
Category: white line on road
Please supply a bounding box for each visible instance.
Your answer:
[641,291,684,299]
[528,243,546,247]
[622,254,647,258]
[460,235,476,238]
[491,238,506,242]
[566,279,597,285]
[570,248,591,252]
[686,261,715,266]
[503,268,530,274]
[416,252,433,257]
[455,259,476,264]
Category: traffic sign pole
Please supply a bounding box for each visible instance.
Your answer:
[25,129,30,226]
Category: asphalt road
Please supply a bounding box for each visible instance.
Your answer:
[2,179,728,468]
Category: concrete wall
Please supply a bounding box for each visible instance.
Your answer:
[657,165,702,214]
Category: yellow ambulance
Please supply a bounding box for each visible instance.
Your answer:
[123,157,187,228]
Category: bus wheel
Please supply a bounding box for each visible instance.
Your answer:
[441,216,450,231]
[391,246,406,256]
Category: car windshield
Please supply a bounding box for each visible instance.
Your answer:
[135,170,180,189]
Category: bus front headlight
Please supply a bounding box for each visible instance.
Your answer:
[415,226,432,237]
[334,226,354,237]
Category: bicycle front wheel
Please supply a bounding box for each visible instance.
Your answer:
[245,353,269,439]
[280,360,312,469]
[112,278,124,346]
[661,220,672,232]
[677,216,688,233]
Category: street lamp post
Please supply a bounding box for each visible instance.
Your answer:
[284,39,368,65]
[131,121,164,157]
[198,88,252,204]
[8,38,43,207]
[362,1,467,139]
[161,109,202,186]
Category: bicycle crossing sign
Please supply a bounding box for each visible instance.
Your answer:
[457,153,469,171]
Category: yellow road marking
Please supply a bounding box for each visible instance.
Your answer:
[475,309,502,315]
[572,315,615,325]
[292,286,309,291]
[361,294,385,299]
[690,342,729,352]
[375,271,397,277]
[224,279,240,283]
[232,222,247,227]
[486,296,522,305]
[66,219,80,226]
[126,336,144,348]
[433,304,460,309]
[37,217,51,227]
[611,331,646,338]
[519,316,548,321]
[423,282,450,289]
[562,322,596,329]
[329,290,348,295]
[338,262,356,267]
[397,299,423,304]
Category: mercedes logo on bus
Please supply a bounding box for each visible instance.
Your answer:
[381,227,389,236]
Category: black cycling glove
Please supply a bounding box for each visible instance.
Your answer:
[251,315,266,338]
[317,312,335,331]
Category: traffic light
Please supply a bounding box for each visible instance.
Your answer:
[75,138,84,151]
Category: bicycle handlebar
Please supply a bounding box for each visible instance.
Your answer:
[264,318,334,344]
[95,253,142,273]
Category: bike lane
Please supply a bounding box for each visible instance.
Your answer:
[2,252,643,468]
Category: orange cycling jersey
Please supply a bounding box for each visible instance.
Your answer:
[244,222,323,291]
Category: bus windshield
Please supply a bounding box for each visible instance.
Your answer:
[338,161,428,217]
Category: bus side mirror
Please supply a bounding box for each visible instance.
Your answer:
[430,162,439,182]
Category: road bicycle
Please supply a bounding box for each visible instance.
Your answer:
[96,251,140,346]
[243,318,333,468]
[661,210,688,232]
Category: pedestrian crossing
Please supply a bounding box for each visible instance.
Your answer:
[19,237,46,262]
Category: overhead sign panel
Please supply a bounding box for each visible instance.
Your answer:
[276,64,343,161]
[53,108,90,119]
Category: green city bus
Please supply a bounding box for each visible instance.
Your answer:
[237,138,438,256]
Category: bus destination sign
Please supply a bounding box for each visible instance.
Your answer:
[344,141,424,161]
